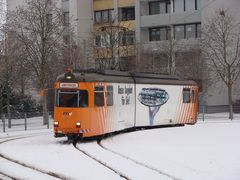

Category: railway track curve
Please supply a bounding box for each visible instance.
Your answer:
[74,137,177,180]
[0,133,68,180]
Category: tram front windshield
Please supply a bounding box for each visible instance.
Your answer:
[57,90,88,108]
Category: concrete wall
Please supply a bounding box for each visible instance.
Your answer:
[74,0,93,39]
[202,0,240,24]
[7,0,25,11]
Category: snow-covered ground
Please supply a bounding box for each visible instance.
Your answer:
[0,116,53,133]
[0,114,240,180]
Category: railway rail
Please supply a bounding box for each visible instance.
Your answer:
[97,140,176,179]
[0,172,15,180]
[0,134,68,180]
[74,137,177,180]
[1,131,180,179]
[73,140,130,180]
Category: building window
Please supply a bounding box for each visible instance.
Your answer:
[102,10,109,23]
[46,14,52,26]
[186,0,195,11]
[106,86,113,106]
[159,1,167,14]
[186,24,196,39]
[174,25,184,40]
[160,28,167,40]
[174,23,201,40]
[95,35,101,46]
[174,0,184,13]
[184,0,186,11]
[126,31,135,45]
[173,0,198,12]
[120,31,126,46]
[95,59,111,70]
[150,23,200,41]
[150,28,160,41]
[109,9,114,22]
[183,88,190,103]
[119,7,135,21]
[167,1,171,13]
[63,12,69,26]
[95,34,112,47]
[149,1,160,15]
[102,34,111,47]
[173,0,175,12]
[94,9,114,24]
[196,0,200,10]
[95,11,102,23]
[149,27,170,41]
[149,0,171,15]
[94,86,105,107]
[196,23,201,38]
[120,31,135,45]
[95,34,111,47]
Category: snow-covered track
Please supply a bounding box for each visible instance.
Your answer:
[74,139,176,180]
[0,134,68,180]
[0,172,15,180]
[97,140,177,180]
[73,141,130,180]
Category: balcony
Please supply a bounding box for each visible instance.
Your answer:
[140,11,201,28]
[141,38,201,53]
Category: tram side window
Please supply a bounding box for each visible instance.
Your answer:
[94,86,105,107]
[106,86,113,106]
[79,90,89,108]
[183,88,190,103]
[191,90,195,103]
[58,90,78,107]
[55,90,58,106]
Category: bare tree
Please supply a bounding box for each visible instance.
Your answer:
[136,26,177,75]
[201,9,240,119]
[0,0,5,22]
[6,0,65,124]
[0,0,6,49]
[94,18,136,71]
[0,30,19,120]
[161,28,177,75]
[61,31,94,71]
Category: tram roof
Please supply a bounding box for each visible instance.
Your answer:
[56,70,197,86]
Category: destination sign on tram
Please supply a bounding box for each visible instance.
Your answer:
[60,83,78,89]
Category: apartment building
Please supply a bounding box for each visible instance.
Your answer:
[6,0,240,106]
[92,0,136,70]
[136,0,240,106]
[136,0,201,46]
[6,0,202,66]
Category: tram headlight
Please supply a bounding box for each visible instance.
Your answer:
[54,121,59,127]
[66,75,72,80]
[76,122,81,127]
[64,68,74,80]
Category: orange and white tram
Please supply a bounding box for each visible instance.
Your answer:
[54,69,198,139]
